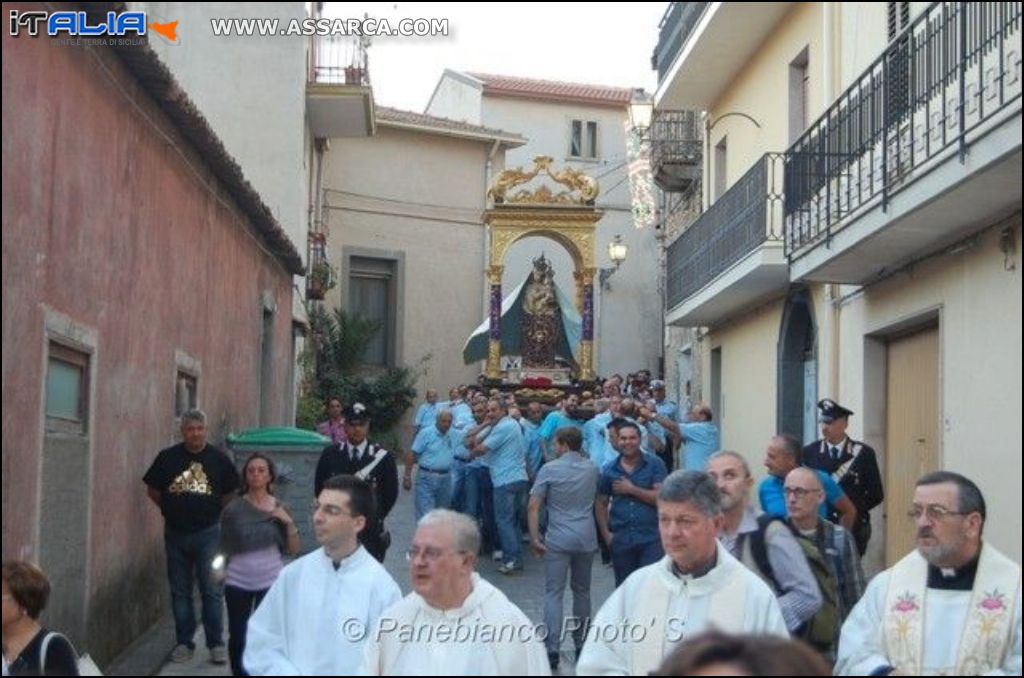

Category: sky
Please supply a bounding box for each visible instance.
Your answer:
[324,2,669,112]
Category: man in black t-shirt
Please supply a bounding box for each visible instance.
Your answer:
[143,409,239,664]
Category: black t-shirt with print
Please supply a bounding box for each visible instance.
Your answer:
[143,443,239,532]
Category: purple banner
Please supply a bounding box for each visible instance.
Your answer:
[489,284,502,340]
[582,283,594,340]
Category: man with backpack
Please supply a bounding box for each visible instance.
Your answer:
[785,468,865,623]
[706,451,822,634]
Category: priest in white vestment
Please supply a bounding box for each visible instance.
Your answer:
[245,475,402,675]
[360,509,550,676]
[578,470,788,676]
[836,471,1022,676]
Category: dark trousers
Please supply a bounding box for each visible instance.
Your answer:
[610,539,664,587]
[224,585,268,676]
[360,527,391,562]
[164,524,224,649]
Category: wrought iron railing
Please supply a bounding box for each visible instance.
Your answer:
[666,153,785,309]
[308,34,370,85]
[652,2,710,84]
[785,1,1022,257]
[651,110,703,192]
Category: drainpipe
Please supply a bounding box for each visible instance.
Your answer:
[823,3,840,398]
[483,140,500,320]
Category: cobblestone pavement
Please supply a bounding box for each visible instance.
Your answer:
[156,464,616,676]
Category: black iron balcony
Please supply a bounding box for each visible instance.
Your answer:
[652,2,710,85]
[785,1,1022,258]
[651,110,703,192]
[667,153,785,310]
[308,34,370,86]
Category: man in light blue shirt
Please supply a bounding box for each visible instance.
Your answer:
[474,398,529,573]
[407,410,456,520]
[679,404,720,471]
[758,433,857,529]
[413,389,440,437]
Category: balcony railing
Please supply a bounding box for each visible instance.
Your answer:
[652,2,710,84]
[651,110,703,192]
[667,153,785,309]
[308,34,370,86]
[785,1,1022,257]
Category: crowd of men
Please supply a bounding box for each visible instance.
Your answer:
[137,378,1021,676]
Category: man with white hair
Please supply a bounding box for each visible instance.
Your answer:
[578,470,788,676]
[835,471,1021,675]
[360,509,550,675]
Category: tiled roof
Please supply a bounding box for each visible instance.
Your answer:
[467,72,634,107]
[376,107,523,142]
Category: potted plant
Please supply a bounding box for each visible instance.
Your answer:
[307,260,336,301]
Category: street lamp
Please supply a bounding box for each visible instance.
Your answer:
[629,88,654,137]
[599,235,629,289]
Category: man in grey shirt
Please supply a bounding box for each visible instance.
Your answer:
[528,426,600,671]
[706,450,823,633]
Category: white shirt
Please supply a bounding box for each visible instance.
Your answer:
[245,545,402,675]
[835,567,1023,675]
[577,544,789,675]
[359,573,550,676]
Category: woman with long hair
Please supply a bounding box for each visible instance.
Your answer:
[220,453,299,676]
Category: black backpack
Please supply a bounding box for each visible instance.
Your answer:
[748,514,840,653]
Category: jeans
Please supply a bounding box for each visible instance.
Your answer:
[224,585,267,676]
[543,549,594,654]
[164,523,224,649]
[449,458,469,513]
[610,538,664,586]
[493,480,528,565]
[415,470,452,521]
[464,466,497,551]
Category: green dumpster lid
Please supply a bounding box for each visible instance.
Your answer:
[227,426,330,447]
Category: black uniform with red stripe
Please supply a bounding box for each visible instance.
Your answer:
[314,440,398,562]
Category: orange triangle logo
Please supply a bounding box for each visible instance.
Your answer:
[149,20,179,43]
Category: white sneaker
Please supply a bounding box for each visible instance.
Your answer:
[170,644,193,663]
[492,550,504,561]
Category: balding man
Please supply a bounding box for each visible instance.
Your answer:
[361,510,550,676]
[759,433,857,530]
[836,472,1021,675]
[406,410,457,520]
[784,467,864,623]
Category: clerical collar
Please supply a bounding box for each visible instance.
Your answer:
[672,551,717,579]
[325,545,361,571]
[927,552,980,590]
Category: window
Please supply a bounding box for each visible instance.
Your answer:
[789,47,810,144]
[45,343,90,434]
[175,371,197,418]
[713,136,728,201]
[349,256,397,367]
[569,119,599,159]
[887,1,910,41]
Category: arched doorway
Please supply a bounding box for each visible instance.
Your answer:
[777,288,817,444]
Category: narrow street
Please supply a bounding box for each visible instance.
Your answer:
[154,463,616,676]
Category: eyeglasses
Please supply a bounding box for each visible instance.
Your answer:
[907,504,969,521]
[405,546,466,563]
[784,487,822,498]
[311,502,353,517]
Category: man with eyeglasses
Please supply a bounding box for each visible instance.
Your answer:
[360,509,550,675]
[802,399,883,556]
[760,433,857,530]
[245,475,401,675]
[784,467,865,624]
[314,403,399,562]
[835,471,1021,676]
[578,471,787,675]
